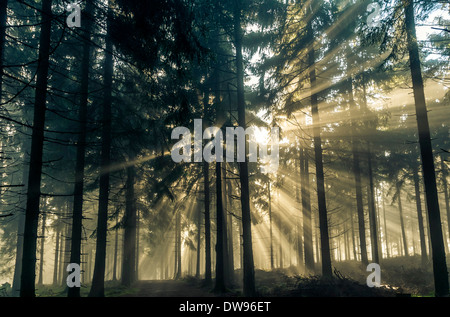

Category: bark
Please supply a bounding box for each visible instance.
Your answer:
[196,202,201,278]
[89,3,114,297]
[301,148,314,272]
[412,163,428,266]
[234,0,256,296]
[307,17,332,279]
[136,209,140,279]
[214,161,226,292]
[214,68,228,292]
[396,183,408,256]
[361,71,380,264]
[0,0,7,102]
[122,165,137,286]
[225,171,235,284]
[382,189,390,258]
[346,68,369,267]
[52,227,60,285]
[203,161,212,284]
[404,0,449,296]
[367,152,380,263]
[441,157,450,250]
[20,0,53,297]
[269,180,274,270]
[37,209,47,285]
[173,209,181,279]
[68,0,94,297]
[12,154,28,296]
[113,217,118,281]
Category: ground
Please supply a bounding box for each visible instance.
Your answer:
[120,280,216,297]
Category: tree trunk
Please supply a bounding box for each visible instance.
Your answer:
[196,202,201,278]
[346,67,369,267]
[58,222,66,285]
[37,209,47,285]
[307,17,332,279]
[367,152,380,263]
[361,70,380,264]
[412,163,428,266]
[397,183,408,256]
[404,0,449,296]
[225,172,235,284]
[20,0,53,297]
[52,227,60,285]
[175,210,181,279]
[122,165,137,286]
[12,151,28,296]
[441,157,450,251]
[268,180,274,270]
[89,3,114,297]
[203,161,212,285]
[113,217,118,281]
[214,161,226,292]
[296,157,304,268]
[136,209,140,280]
[68,0,94,297]
[300,147,314,272]
[234,0,256,296]
[381,188,390,258]
[0,0,7,102]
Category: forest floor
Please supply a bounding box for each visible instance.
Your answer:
[119,280,216,297]
[117,255,441,297]
[15,255,445,297]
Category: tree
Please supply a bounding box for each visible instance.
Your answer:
[233,0,256,296]
[89,2,114,297]
[20,0,53,297]
[306,2,332,278]
[68,0,95,297]
[403,0,449,296]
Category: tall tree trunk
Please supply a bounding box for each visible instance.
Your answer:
[269,180,274,270]
[63,202,72,285]
[346,64,369,267]
[278,198,283,268]
[20,0,53,297]
[307,16,332,279]
[12,151,29,296]
[196,202,201,278]
[0,0,7,102]
[214,67,228,292]
[234,0,256,296]
[113,217,118,281]
[412,162,428,266]
[37,208,47,285]
[225,172,235,284]
[68,0,94,297]
[301,147,314,272]
[361,71,380,264]
[89,3,114,297]
[52,226,60,285]
[214,161,226,292]
[396,183,408,256]
[382,188,390,258]
[175,210,181,279]
[122,165,137,286]
[203,161,212,285]
[367,152,380,263]
[296,159,304,268]
[441,157,450,250]
[136,209,140,280]
[404,0,449,296]
[58,222,66,285]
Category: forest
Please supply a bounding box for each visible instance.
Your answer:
[0,0,449,299]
